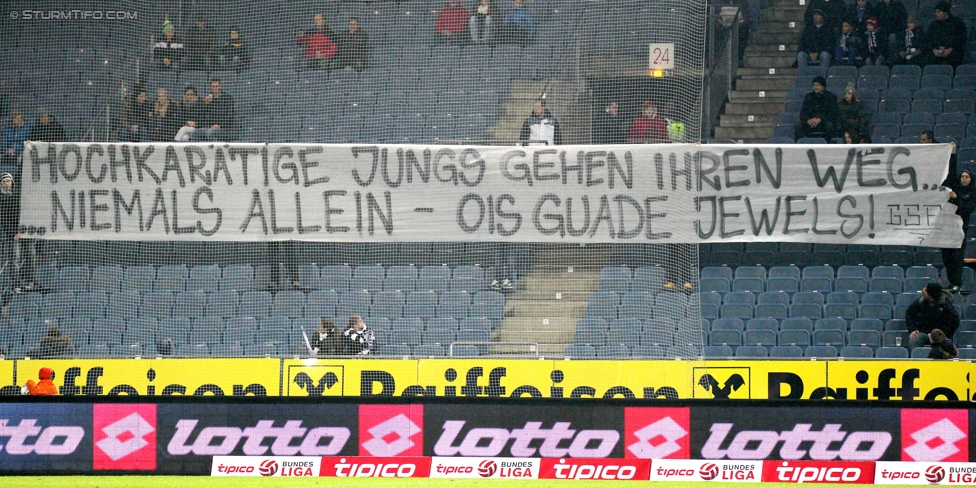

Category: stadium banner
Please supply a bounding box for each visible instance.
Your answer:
[538,457,651,480]
[15,358,280,397]
[20,142,959,246]
[156,403,358,474]
[0,403,92,471]
[279,358,976,401]
[647,459,762,482]
[429,457,540,478]
[210,456,321,476]
[761,460,876,484]
[319,456,432,478]
[875,462,976,485]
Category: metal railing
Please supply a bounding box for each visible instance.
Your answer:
[702,5,741,140]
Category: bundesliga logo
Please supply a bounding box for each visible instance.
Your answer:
[259,460,278,476]
[478,460,497,477]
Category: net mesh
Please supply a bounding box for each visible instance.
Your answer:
[0,0,706,361]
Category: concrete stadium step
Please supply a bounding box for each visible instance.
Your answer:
[743,54,796,68]
[728,89,787,101]
[759,6,808,22]
[714,125,774,140]
[737,67,797,78]
[767,0,809,8]
[736,77,795,91]
[750,31,802,45]
[744,43,798,55]
[724,101,786,115]
[494,317,575,357]
[718,114,779,125]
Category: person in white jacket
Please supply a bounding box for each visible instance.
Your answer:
[520,99,561,146]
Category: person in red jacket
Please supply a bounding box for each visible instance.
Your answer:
[296,13,337,70]
[435,0,469,45]
[22,367,58,396]
[629,100,669,143]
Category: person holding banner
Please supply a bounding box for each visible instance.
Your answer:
[919,130,958,187]
[943,170,975,292]
[795,76,838,140]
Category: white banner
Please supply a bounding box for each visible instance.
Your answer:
[19,142,961,246]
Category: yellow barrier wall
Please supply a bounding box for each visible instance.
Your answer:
[6,359,973,400]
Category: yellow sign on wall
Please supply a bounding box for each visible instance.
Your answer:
[16,358,280,396]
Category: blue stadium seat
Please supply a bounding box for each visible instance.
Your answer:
[703,345,734,358]
[769,345,804,358]
[158,317,190,345]
[239,291,273,319]
[875,346,909,358]
[173,291,206,319]
[805,345,838,357]
[564,344,597,359]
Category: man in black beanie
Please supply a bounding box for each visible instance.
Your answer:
[906,282,959,351]
[926,1,966,67]
[796,76,838,139]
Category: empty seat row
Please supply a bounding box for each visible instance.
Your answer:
[702,344,976,359]
[6,289,504,322]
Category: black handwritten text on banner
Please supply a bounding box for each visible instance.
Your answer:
[19,143,960,246]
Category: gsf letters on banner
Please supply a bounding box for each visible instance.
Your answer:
[19,142,960,246]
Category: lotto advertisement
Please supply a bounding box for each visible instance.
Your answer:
[0,399,973,484]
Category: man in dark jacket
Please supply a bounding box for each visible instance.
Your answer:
[877,0,907,48]
[797,10,835,67]
[0,173,30,293]
[906,283,959,350]
[185,14,218,71]
[28,109,66,142]
[926,1,967,67]
[335,18,368,72]
[845,0,877,35]
[153,20,184,70]
[594,101,625,144]
[796,76,838,139]
[804,0,846,32]
[896,15,926,65]
[202,79,237,141]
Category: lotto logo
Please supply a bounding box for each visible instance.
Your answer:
[92,404,156,471]
[624,407,690,459]
[901,409,968,462]
[359,405,423,457]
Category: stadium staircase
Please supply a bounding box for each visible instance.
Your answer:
[494,244,609,357]
[714,0,804,142]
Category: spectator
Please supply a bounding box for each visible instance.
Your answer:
[296,13,337,70]
[845,0,876,35]
[27,326,74,359]
[876,0,907,49]
[796,10,834,68]
[594,101,625,144]
[498,0,534,47]
[920,129,958,187]
[120,86,151,142]
[843,129,862,144]
[153,20,184,70]
[185,14,217,71]
[219,27,251,72]
[310,318,342,356]
[148,87,180,141]
[201,79,237,141]
[895,15,926,65]
[435,0,469,45]
[833,20,861,66]
[926,329,958,359]
[862,17,887,65]
[804,0,846,33]
[469,0,497,44]
[268,240,298,291]
[520,99,561,146]
[795,76,838,139]
[21,367,58,396]
[944,170,976,292]
[859,135,872,143]
[629,100,669,143]
[838,83,870,136]
[0,172,31,294]
[28,109,66,142]
[1,110,31,172]
[343,315,374,356]
[906,282,959,350]
[175,86,205,142]
[926,1,966,68]
[335,18,369,71]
